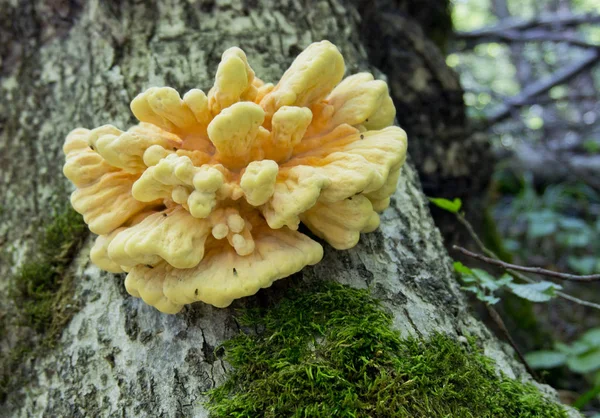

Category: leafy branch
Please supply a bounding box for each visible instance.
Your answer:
[429,197,600,310]
[452,261,546,378]
[455,261,563,304]
[430,195,600,390]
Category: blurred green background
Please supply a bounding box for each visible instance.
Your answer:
[448,0,600,414]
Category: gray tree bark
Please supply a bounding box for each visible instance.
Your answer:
[0,0,570,416]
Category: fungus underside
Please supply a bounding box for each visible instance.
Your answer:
[0,206,87,402]
[207,281,567,417]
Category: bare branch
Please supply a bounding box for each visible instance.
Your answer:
[483,49,599,127]
[453,245,600,282]
[458,13,600,38]
[455,213,492,257]
[537,127,600,193]
[455,29,599,50]
[517,93,598,106]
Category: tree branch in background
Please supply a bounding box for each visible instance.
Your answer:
[483,49,599,127]
[456,29,599,51]
[537,126,600,193]
[454,245,600,282]
[454,11,600,132]
[454,212,600,310]
[517,93,598,106]
[458,13,600,38]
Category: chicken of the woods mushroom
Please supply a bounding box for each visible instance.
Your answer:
[63,40,408,314]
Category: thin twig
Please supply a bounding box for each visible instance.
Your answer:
[455,213,600,310]
[554,291,600,310]
[456,213,495,258]
[455,214,538,376]
[453,245,600,282]
[486,304,538,379]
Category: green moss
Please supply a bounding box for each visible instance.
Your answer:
[1,206,88,402]
[207,282,567,417]
[11,206,87,332]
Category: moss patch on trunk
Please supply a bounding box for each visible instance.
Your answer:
[1,206,87,403]
[207,281,567,417]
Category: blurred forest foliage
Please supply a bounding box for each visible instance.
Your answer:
[448,0,600,414]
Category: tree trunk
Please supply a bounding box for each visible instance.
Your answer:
[0,0,573,416]
[349,0,494,244]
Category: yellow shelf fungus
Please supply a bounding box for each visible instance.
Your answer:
[64,40,408,314]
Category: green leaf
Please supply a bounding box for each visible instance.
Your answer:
[525,351,567,369]
[496,273,514,286]
[429,197,462,213]
[453,261,473,275]
[503,239,521,252]
[583,140,600,155]
[461,285,480,294]
[479,294,500,305]
[581,328,600,347]
[558,217,587,230]
[473,288,499,304]
[526,211,557,238]
[568,256,597,275]
[565,231,592,248]
[472,268,500,291]
[507,281,562,302]
[572,341,596,356]
[528,221,556,238]
[567,349,600,374]
[554,342,571,354]
[454,263,510,305]
[555,341,591,356]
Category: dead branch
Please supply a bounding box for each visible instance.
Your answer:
[453,245,600,282]
[483,49,599,127]
[517,93,598,106]
[456,30,599,50]
[458,13,600,38]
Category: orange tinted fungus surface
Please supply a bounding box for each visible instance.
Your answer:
[63,41,408,313]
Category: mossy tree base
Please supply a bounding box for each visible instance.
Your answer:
[208,282,566,417]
